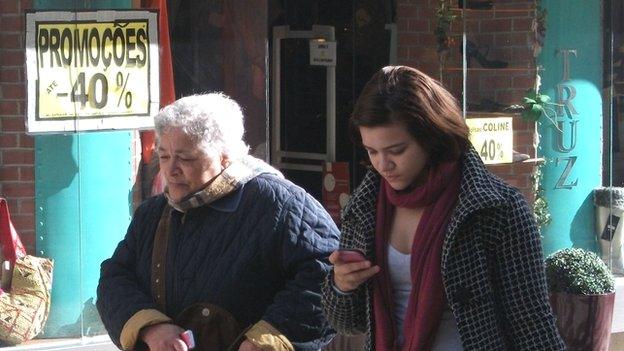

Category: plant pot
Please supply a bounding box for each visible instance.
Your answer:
[549,292,615,351]
[593,187,624,275]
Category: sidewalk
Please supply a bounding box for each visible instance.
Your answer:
[2,336,117,351]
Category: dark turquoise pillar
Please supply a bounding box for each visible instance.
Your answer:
[537,0,602,255]
[34,0,134,337]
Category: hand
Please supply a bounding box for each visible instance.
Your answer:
[140,323,187,351]
[238,339,262,351]
[329,250,380,292]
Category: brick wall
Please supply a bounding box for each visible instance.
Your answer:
[396,0,538,202]
[1,0,539,253]
[0,0,35,253]
[0,1,146,254]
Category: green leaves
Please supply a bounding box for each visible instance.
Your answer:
[435,0,457,53]
[545,248,615,295]
[522,89,552,121]
[531,162,551,229]
[524,104,544,121]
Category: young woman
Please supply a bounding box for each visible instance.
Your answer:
[321,66,564,350]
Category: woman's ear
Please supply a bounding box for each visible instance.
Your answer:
[220,155,230,169]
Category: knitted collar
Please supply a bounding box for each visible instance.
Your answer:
[165,155,282,213]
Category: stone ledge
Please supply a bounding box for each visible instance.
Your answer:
[610,331,623,351]
[1,335,116,351]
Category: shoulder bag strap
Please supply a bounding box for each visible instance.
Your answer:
[151,204,171,312]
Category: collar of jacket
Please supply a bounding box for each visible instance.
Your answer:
[167,183,245,215]
[207,184,245,213]
[344,146,506,232]
[449,146,506,227]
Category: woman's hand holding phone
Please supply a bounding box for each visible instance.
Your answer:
[329,250,380,292]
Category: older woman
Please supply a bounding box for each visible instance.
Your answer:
[97,93,339,351]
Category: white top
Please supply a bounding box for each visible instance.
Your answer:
[387,244,463,350]
[388,244,412,345]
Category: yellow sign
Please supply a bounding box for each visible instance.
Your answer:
[26,10,159,133]
[466,117,513,164]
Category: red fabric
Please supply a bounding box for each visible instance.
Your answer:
[373,162,461,351]
[141,0,176,165]
[141,0,175,196]
[0,199,26,263]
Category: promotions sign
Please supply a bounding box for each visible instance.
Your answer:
[466,117,513,164]
[25,10,159,133]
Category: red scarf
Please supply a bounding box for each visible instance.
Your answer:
[373,161,461,351]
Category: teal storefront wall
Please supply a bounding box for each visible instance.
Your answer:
[33,0,134,337]
[538,0,602,255]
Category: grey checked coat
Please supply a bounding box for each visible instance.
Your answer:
[321,149,565,350]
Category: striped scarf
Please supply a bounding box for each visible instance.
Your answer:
[165,155,282,212]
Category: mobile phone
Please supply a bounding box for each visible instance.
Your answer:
[338,250,366,263]
[180,330,195,349]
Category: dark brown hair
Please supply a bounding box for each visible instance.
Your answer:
[350,66,470,164]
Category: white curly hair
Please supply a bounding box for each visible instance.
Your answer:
[154,93,249,160]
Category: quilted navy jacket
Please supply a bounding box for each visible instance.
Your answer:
[97,173,339,350]
[322,149,565,350]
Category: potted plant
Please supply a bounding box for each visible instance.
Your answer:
[521,88,563,132]
[545,248,616,351]
[434,0,457,69]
